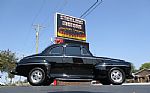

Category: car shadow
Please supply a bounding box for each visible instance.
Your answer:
[48,91,111,93]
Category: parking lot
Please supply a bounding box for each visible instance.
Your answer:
[0,84,150,93]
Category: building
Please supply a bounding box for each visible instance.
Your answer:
[134,69,150,83]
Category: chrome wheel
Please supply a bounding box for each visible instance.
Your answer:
[110,69,123,83]
[30,70,43,83]
[28,67,46,86]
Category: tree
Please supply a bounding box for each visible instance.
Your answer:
[0,50,18,83]
[140,62,150,70]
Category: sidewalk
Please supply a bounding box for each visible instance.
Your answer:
[91,81,150,86]
[122,83,150,85]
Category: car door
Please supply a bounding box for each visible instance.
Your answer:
[81,47,99,65]
[44,46,64,76]
[62,45,82,76]
[80,47,94,75]
[63,45,93,78]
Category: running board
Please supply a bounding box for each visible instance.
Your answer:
[56,78,93,82]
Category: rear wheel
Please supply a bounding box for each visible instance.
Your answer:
[108,68,125,85]
[27,67,46,86]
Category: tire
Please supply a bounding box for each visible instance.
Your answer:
[27,67,46,86]
[100,78,111,85]
[108,67,125,85]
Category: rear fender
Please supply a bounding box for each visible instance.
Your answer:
[16,62,51,78]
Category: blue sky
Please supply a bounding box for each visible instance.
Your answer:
[0,0,150,70]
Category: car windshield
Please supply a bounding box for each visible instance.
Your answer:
[41,44,53,54]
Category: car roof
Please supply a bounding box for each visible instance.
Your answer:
[42,43,83,54]
[45,43,81,49]
[52,43,82,47]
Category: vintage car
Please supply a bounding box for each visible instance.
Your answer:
[11,43,133,86]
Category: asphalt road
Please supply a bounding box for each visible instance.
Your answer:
[0,85,150,93]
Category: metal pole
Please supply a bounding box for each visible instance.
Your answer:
[33,24,44,54]
[36,30,39,54]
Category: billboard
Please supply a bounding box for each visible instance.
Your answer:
[55,13,86,41]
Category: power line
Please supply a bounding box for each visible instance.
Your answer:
[42,0,68,25]
[57,0,68,12]
[29,0,68,53]
[80,0,99,18]
[82,0,103,18]
[26,0,68,53]
[31,0,46,25]
[80,0,103,18]
[40,0,69,47]
[23,0,46,54]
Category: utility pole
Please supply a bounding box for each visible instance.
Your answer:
[33,24,44,54]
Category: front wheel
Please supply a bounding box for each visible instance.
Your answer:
[108,68,125,85]
[27,67,46,86]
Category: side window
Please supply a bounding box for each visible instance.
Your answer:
[82,47,90,56]
[65,46,81,56]
[49,46,63,55]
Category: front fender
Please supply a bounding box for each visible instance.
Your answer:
[94,62,132,79]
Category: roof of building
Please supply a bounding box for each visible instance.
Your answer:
[134,68,150,77]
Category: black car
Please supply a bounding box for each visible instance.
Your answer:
[11,43,133,86]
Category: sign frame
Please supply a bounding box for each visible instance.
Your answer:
[55,13,86,42]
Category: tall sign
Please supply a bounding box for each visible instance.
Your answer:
[55,13,86,41]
